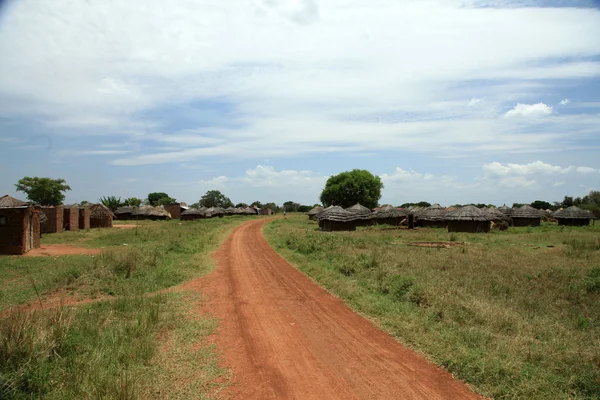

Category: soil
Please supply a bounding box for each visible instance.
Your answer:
[25,244,103,257]
[112,224,138,229]
[188,219,481,399]
[408,242,465,248]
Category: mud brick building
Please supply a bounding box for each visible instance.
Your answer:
[79,206,91,230]
[41,206,64,234]
[0,205,41,255]
[63,205,79,231]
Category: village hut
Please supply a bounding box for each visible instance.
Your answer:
[0,205,42,255]
[89,204,115,228]
[345,203,375,226]
[307,206,324,220]
[483,207,512,223]
[132,205,171,220]
[261,208,274,215]
[63,205,79,231]
[0,195,29,208]
[114,206,135,220]
[553,206,594,226]
[224,207,236,215]
[511,205,543,227]
[163,203,188,220]
[416,203,447,228]
[181,208,207,221]
[374,205,407,226]
[40,206,64,233]
[79,205,91,230]
[205,207,225,218]
[444,205,492,233]
[316,206,357,231]
[498,204,513,217]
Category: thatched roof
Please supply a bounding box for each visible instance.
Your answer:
[444,205,492,221]
[316,206,357,222]
[115,206,136,215]
[224,207,236,215]
[181,208,206,216]
[315,205,334,219]
[512,205,543,219]
[90,203,115,219]
[483,207,510,221]
[375,205,407,219]
[405,206,424,216]
[498,204,512,216]
[133,205,171,218]
[0,195,29,208]
[307,206,324,216]
[346,203,375,220]
[417,203,446,221]
[553,206,594,220]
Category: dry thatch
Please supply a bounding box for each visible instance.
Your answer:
[483,207,511,222]
[307,206,324,220]
[444,205,492,221]
[512,205,543,219]
[346,203,375,220]
[316,206,357,222]
[132,205,171,219]
[417,203,446,221]
[375,205,407,219]
[0,195,29,208]
[498,204,513,216]
[90,203,115,219]
[315,205,335,220]
[115,206,135,215]
[553,206,594,220]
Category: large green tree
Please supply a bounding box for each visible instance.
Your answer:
[283,201,300,212]
[199,190,234,208]
[15,176,71,206]
[147,192,176,206]
[320,169,383,209]
[100,196,123,211]
[530,200,552,210]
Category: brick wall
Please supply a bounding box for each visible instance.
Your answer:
[79,207,91,230]
[0,206,42,255]
[163,204,182,219]
[32,207,41,249]
[41,206,64,234]
[63,206,79,231]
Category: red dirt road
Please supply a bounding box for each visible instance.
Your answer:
[198,219,481,399]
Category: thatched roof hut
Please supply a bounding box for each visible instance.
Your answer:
[316,206,357,231]
[89,204,115,228]
[374,205,407,226]
[444,205,492,233]
[511,205,543,227]
[346,203,375,226]
[205,207,225,218]
[483,207,511,223]
[181,208,207,220]
[553,206,594,226]
[498,204,513,216]
[115,206,136,220]
[416,203,446,228]
[132,205,171,220]
[307,206,324,220]
[0,195,29,208]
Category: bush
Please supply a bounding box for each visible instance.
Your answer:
[585,267,600,293]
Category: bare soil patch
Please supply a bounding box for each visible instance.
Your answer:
[408,241,465,248]
[112,224,138,229]
[25,244,102,257]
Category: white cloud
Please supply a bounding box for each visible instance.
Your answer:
[552,181,566,187]
[468,98,483,107]
[482,160,597,177]
[504,103,553,118]
[560,98,570,105]
[575,166,597,174]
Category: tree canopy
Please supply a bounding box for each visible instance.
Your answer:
[147,192,176,206]
[15,176,71,206]
[199,190,233,208]
[100,196,122,211]
[530,200,552,210]
[320,169,383,209]
[283,201,300,212]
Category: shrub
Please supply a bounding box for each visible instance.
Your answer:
[585,267,600,293]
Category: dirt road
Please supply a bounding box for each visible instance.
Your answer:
[197,219,481,399]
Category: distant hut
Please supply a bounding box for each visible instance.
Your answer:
[0,195,29,208]
[63,205,79,231]
[483,207,512,224]
[261,208,274,215]
[307,206,324,220]
[163,203,188,220]
[90,204,115,228]
[316,206,357,231]
[41,206,65,234]
[444,205,492,233]
[205,207,225,218]
[511,205,542,227]
[79,205,91,230]
[132,205,171,220]
[553,206,594,226]
[416,203,446,228]
[346,203,375,226]
[498,204,513,217]
[114,206,135,220]
[0,205,42,255]
[224,207,237,216]
[374,205,407,226]
[181,208,207,221]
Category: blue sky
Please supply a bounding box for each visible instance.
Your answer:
[0,0,599,207]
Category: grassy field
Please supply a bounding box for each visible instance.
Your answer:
[265,216,600,399]
[0,217,253,399]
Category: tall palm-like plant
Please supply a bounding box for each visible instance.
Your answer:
[99,196,122,211]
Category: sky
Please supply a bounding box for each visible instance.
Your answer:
[0,0,599,207]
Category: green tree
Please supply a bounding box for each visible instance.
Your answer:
[235,202,248,208]
[251,201,263,208]
[561,196,574,208]
[320,169,383,209]
[530,200,552,210]
[512,203,525,208]
[283,201,300,212]
[123,197,142,207]
[199,190,234,208]
[15,177,71,206]
[264,202,278,212]
[147,192,175,206]
[100,196,123,211]
[297,205,312,212]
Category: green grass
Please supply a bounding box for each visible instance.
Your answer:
[0,216,254,399]
[265,216,600,399]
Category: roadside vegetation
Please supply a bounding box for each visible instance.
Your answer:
[0,217,252,399]
[265,216,600,399]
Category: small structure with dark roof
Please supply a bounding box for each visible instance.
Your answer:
[511,205,542,227]
[90,204,115,228]
[553,206,594,226]
[444,205,492,233]
[346,203,375,226]
[132,206,171,220]
[114,206,135,220]
[0,205,42,255]
[316,206,357,231]
[63,205,79,231]
[374,205,407,226]
[0,195,29,208]
[181,208,207,221]
[416,203,447,228]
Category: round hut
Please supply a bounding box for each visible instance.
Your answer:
[498,204,513,217]
[345,203,375,226]
[444,205,492,233]
[181,208,207,221]
[374,205,407,226]
[114,206,135,220]
[511,205,543,227]
[307,206,324,220]
[553,206,594,226]
[90,203,115,228]
[205,207,225,218]
[416,203,446,228]
[316,206,358,231]
[132,205,171,220]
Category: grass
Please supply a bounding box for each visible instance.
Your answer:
[0,216,254,399]
[264,216,600,399]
